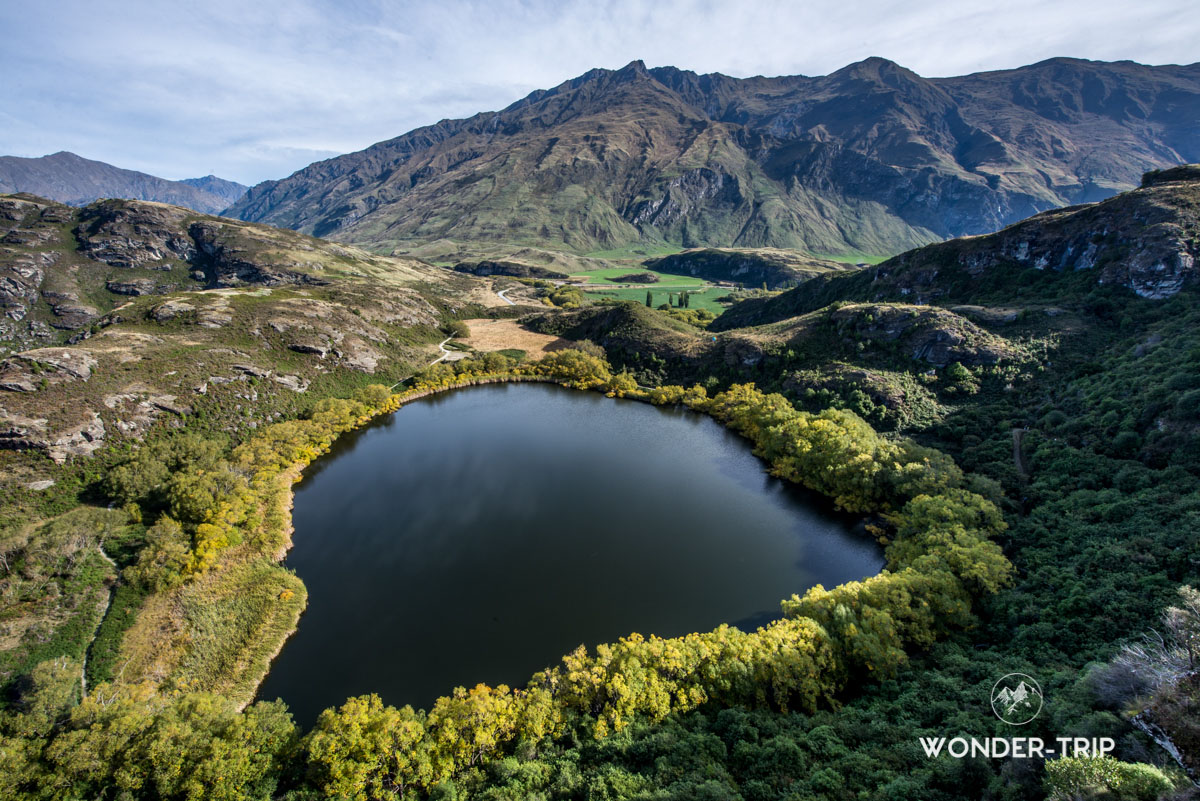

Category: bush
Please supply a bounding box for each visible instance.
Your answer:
[441,320,471,338]
[1044,756,1175,801]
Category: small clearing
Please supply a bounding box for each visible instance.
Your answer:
[462,319,572,357]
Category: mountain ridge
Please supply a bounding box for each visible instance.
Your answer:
[226,57,1200,258]
[0,151,247,215]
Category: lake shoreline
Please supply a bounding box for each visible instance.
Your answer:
[252,377,880,722]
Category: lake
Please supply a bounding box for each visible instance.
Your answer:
[256,382,883,724]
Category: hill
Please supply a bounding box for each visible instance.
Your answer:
[0,152,246,214]
[645,248,857,288]
[226,57,1200,259]
[0,193,495,461]
[4,164,1200,795]
[711,164,1200,330]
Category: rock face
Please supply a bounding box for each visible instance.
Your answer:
[76,201,197,269]
[14,347,98,380]
[188,221,326,287]
[0,409,106,463]
[0,152,243,214]
[227,58,1200,257]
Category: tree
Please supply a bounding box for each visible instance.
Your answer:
[645,290,653,307]
[441,320,470,338]
[126,516,190,591]
[305,695,435,800]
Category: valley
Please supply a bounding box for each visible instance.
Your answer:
[0,48,1199,801]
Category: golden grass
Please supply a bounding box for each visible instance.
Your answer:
[462,318,572,357]
[116,553,306,706]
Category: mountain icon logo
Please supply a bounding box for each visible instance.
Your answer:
[990,673,1043,725]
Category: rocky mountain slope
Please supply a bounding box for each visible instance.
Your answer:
[0,152,246,214]
[0,193,493,462]
[227,57,1200,258]
[712,164,1200,330]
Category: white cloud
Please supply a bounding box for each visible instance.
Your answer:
[1,0,1196,185]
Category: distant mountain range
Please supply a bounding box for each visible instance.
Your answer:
[0,151,247,214]
[226,57,1200,258]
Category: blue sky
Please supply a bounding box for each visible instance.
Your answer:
[2,0,1197,186]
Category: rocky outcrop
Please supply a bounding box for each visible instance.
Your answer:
[107,278,167,296]
[288,342,329,357]
[104,388,190,437]
[75,201,196,269]
[14,347,98,380]
[151,299,196,321]
[188,222,328,287]
[42,290,99,329]
[0,409,106,462]
[826,304,1023,367]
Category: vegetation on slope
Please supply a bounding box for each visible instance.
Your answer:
[4,170,1200,799]
[0,347,1015,798]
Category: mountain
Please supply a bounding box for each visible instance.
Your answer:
[710,164,1200,330]
[226,57,1200,259]
[179,174,249,207]
[0,152,245,214]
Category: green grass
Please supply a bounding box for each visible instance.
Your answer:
[585,286,729,314]
[570,267,706,286]
[86,582,149,687]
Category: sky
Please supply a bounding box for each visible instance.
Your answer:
[2,0,1197,187]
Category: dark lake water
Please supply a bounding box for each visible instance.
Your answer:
[256,383,882,724]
